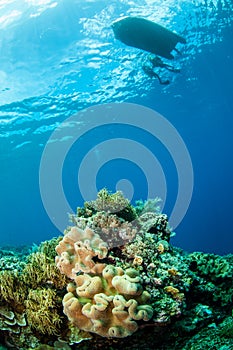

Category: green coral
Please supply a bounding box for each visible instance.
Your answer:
[187,252,233,307]
[218,316,233,338]
[38,237,62,260]
[77,188,137,222]
[180,321,233,350]
[188,252,233,279]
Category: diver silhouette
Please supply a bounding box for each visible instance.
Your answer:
[148,55,181,73]
[143,54,181,85]
[142,65,170,85]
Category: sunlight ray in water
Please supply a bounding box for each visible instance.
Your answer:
[0,0,232,115]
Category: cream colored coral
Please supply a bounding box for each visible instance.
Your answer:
[75,274,103,298]
[62,264,153,338]
[55,226,108,278]
[112,268,142,296]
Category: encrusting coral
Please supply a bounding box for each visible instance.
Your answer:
[0,189,233,349]
[0,305,26,334]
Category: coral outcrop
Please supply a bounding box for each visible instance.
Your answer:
[0,190,233,349]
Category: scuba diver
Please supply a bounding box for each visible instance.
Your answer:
[148,55,181,73]
[142,64,170,85]
[142,54,181,85]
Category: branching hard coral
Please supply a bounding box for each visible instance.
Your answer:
[22,252,67,290]
[55,226,108,278]
[62,264,153,338]
[0,271,27,310]
[38,237,62,261]
[25,288,62,335]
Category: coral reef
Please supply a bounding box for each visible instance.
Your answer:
[0,190,232,349]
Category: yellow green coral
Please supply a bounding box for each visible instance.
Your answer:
[86,188,133,215]
[22,251,67,290]
[0,270,27,309]
[0,239,69,347]
[25,288,62,335]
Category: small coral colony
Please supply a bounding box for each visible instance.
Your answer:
[0,189,233,349]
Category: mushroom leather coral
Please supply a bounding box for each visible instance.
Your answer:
[55,226,108,278]
[62,264,153,338]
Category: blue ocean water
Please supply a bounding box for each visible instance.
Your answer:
[0,0,233,255]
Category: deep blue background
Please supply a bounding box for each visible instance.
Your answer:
[0,0,233,255]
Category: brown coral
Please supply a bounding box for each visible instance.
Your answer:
[71,211,138,248]
[0,270,27,309]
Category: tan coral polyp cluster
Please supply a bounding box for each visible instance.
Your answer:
[55,226,108,279]
[56,225,153,338]
[62,265,153,338]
